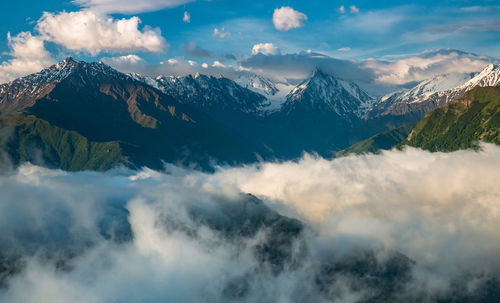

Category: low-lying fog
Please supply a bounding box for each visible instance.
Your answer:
[1,144,500,302]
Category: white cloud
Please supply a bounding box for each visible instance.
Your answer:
[103,54,145,65]
[365,49,494,84]
[166,58,178,65]
[212,27,231,39]
[37,10,167,55]
[0,32,55,83]
[211,60,226,68]
[183,11,191,23]
[337,47,351,52]
[272,6,307,31]
[251,43,281,56]
[338,5,345,14]
[1,145,500,301]
[73,0,194,14]
[349,5,360,13]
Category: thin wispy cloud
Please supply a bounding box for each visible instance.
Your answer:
[72,0,194,14]
[426,20,500,33]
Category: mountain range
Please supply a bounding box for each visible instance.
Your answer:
[0,57,499,170]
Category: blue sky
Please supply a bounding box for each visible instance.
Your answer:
[0,0,499,86]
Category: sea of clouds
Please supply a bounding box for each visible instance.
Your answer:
[1,144,500,302]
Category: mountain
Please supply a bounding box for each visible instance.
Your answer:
[131,72,280,151]
[282,68,374,118]
[132,73,270,117]
[234,73,279,97]
[403,86,500,151]
[0,58,266,170]
[264,69,376,157]
[367,64,500,123]
[334,123,415,157]
[4,56,496,172]
[234,74,298,112]
[133,68,377,159]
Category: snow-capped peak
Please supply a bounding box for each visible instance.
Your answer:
[457,63,500,90]
[284,68,374,118]
[379,72,476,104]
[0,57,135,108]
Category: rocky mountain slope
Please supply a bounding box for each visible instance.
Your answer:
[0,58,265,170]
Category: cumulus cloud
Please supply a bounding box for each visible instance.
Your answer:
[103,54,145,64]
[251,43,281,56]
[272,6,307,31]
[37,10,167,55]
[73,0,194,14]
[0,145,500,302]
[183,11,191,23]
[212,27,231,39]
[183,42,213,59]
[349,5,360,13]
[338,5,345,14]
[0,32,55,83]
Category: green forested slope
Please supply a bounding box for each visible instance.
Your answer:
[403,86,500,151]
[0,116,128,171]
[335,124,415,157]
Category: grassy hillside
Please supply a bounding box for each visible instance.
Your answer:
[403,86,500,151]
[0,116,128,171]
[335,123,415,157]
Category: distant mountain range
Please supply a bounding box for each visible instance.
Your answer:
[0,57,499,170]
